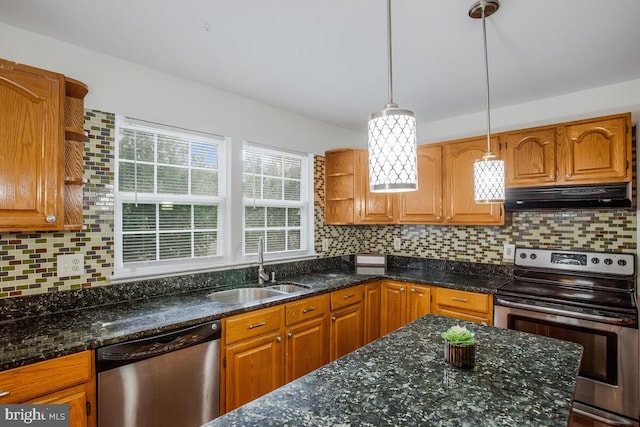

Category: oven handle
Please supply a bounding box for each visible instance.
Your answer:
[572,403,638,427]
[495,298,637,326]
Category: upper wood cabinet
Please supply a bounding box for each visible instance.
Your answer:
[0,59,88,232]
[501,113,632,188]
[443,136,503,225]
[397,145,443,223]
[354,149,395,224]
[325,149,355,224]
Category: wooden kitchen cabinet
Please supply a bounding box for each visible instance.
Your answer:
[434,287,493,325]
[284,294,330,382]
[329,285,364,361]
[501,113,632,188]
[325,149,356,224]
[397,144,443,223]
[0,350,96,427]
[363,280,382,344]
[443,136,504,225]
[380,280,432,335]
[354,149,395,224]
[0,59,88,232]
[221,305,284,414]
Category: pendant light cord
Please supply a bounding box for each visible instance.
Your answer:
[386,0,394,106]
[481,4,492,153]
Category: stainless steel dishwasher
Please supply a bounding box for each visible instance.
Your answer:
[96,320,221,427]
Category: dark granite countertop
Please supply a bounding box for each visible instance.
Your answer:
[204,315,583,427]
[0,267,510,371]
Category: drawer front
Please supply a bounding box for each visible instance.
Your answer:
[436,288,490,314]
[0,350,92,403]
[225,306,283,344]
[286,294,330,326]
[330,285,363,311]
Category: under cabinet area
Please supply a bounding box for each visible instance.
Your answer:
[0,58,88,232]
[0,350,96,427]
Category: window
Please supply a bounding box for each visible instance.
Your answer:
[114,117,225,278]
[242,143,312,258]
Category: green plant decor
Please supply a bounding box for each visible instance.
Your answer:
[441,325,475,345]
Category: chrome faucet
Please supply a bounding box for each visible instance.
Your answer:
[257,237,270,284]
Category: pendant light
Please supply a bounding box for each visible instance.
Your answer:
[367,0,418,193]
[470,0,505,203]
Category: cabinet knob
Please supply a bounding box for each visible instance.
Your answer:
[287,332,293,338]
[410,288,416,293]
[436,216,441,220]
[388,215,392,220]
[400,288,405,292]
[332,316,337,321]
[548,174,555,180]
[565,173,572,179]
[446,216,452,220]
[45,215,56,223]
[276,336,282,343]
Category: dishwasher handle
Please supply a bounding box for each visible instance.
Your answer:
[96,320,221,372]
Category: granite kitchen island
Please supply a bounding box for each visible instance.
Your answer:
[205,315,582,427]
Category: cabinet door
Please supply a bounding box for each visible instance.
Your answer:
[397,145,443,223]
[443,137,503,225]
[363,281,381,344]
[330,303,363,361]
[407,285,431,323]
[559,115,631,184]
[223,331,284,413]
[285,316,329,383]
[354,149,395,224]
[0,60,64,231]
[28,384,90,427]
[380,280,408,336]
[502,127,557,187]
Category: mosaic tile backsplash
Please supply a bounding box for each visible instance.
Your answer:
[0,111,636,300]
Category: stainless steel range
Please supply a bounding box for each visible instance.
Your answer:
[494,248,639,427]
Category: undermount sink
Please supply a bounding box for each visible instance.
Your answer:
[206,287,285,304]
[265,282,311,293]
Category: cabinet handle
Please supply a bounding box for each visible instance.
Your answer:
[45,215,56,223]
[565,173,572,179]
[248,321,266,329]
[451,297,468,303]
[400,288,405,292]
[276,336,282,343]
[446,216,452,220]
[343,294,355,299]
[287,332,293,338]
[302,306,316,313]
[0,391,10,398]
[332,316,337,321]
[388,215,392,220]
[410,288,416,293]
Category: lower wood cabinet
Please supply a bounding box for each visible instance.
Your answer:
[363,280,382,344]
[380,280,432,335]
[434,287,493,325]
[221,305,285,414]
[284,294,330,383]
[329,285,364,361]
[0,350,96,427]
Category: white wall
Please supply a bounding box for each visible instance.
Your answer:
[0,23,363,155]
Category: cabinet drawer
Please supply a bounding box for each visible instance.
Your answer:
[330,285,363,311]
[436,288,490,314]
[225,306,283,345]
[0,350,92,404]
[286,294,330,326]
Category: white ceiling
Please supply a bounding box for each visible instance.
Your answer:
[1,0,639,133]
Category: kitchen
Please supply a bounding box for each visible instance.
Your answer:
[1,1,640,426]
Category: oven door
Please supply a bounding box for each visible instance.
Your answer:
[494,303,639,423]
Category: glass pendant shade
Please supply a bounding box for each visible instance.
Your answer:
[473,151,505,203]
[368,105,418,192]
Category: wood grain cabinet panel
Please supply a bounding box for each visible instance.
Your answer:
[354,149,395,224]
[501,127,557,187]
[380,280,432,335]
[363,281,382,345]
[434,288,493,325]
[397,145,443,223]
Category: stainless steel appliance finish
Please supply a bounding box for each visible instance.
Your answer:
[494,248,639,426]
[96,320,221,427]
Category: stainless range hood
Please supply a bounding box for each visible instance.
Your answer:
[505,183,632,210]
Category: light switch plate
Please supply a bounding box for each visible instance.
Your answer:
[57,254,84,277]
[503,243,515,260]
[322,238,330,252]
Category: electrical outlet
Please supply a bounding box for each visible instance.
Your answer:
[57,254,84,277]
[503,243,515,260]
[322,238,330,252]
[393,237,402,251]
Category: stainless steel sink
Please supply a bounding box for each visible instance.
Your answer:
[265,282,311,293]
[206,287,285,304]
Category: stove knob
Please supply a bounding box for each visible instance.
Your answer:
[591,257,600,264]
[604,258,613,265]
[618,259,627,266]
[519,253,527,259]
[530,253,537,260]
